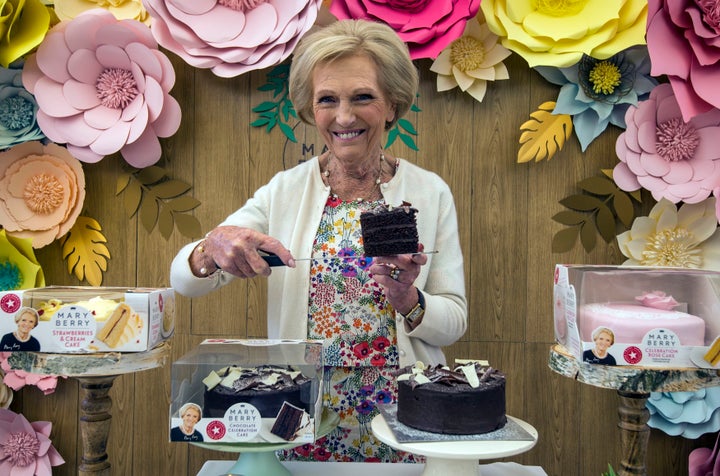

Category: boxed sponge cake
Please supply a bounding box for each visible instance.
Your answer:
[0,286,174,353]
[554,265,720,368]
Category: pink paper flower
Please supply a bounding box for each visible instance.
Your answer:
[143,0,323,78]
[635,291,679,310]
[21,9,182,167]
[329,0,481,59]
[646,0,720,122]
[613,83,720,205]
[0,408,64,475]
[0,354,62,396]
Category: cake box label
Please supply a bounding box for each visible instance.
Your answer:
[49,305,97,350]
[224,403,262,441]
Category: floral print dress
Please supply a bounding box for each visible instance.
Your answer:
[281,195,418,463]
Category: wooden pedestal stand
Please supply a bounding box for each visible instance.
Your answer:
[7,343,170,476]
[549,344,720,476]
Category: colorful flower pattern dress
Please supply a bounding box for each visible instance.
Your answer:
[281,195,419,463]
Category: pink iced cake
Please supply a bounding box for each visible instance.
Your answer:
[579,292,706,345]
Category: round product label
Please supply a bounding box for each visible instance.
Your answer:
[49,305,97,350]
[224,403,262,441]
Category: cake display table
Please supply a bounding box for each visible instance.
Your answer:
[6,342,171,476]
[371,413,538,476]
[548,343,720,476]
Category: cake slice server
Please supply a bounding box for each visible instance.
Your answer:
[261,251,439,267]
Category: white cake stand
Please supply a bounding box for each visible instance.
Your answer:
[371,414,538,476]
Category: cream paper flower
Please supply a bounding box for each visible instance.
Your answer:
[54,0,151,24]
[616,198,720,270]
[430,14,511,102]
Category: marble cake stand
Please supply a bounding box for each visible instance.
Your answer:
[371,413,538,476]
[549,343,720,476]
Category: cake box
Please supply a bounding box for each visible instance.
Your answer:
[169,339,323,444]
[553,265,720,368]
[0,286,175,353]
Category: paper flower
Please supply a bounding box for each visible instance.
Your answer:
[535,46,658,151]
[54,0,151,24]
[0,408,64,474]
[480,0,648,68]
[613,83,720,205]
[329,0,481,59]
[635,291,679,311]
[0,354,62,396]
[0,63,45,151]
[616,198,720,270]
[0,1,53,68]
[21,8,182,167]
[143,0,323,78]
[646,0,720,122]
[0,230,44,291]
[429,13,511,102]
[647,388,720,439]
[0,141,85,248]
[0,372,12,409]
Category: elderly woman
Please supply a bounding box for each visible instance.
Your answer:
[0,307,40,351]
[170,19,466,461]
[170,402,203,442]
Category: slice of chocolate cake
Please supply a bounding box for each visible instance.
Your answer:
[360,203,418,256]
[270,402,307,440]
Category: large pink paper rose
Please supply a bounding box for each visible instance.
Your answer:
[329,0,481,59]
[647,0,720,122]
[142,0,322,78]
[0,408,65,474]
[613,83,720,204]
[21,9,182,167]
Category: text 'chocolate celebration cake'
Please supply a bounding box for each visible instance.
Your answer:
[396,361,507,435]
[202,365,313,418]
[360,203,418,256]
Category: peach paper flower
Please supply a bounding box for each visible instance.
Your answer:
[0,1,54,68]
[480,0,648,68]
[54,0,151,24]
[330,0,481,59]
[646,0,720,122]
[0,408,65,474]
[143,0,323,78]
[430,13,511,102]
[0,141,85,248]
[21,9,182,167]
[613,83,720,205]
[0,230,44,291]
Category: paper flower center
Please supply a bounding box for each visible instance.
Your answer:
[641,228,702,268]
[217,0,266,10]
[588,61,621,95]
[698,0,720,31]
[96,68,139,109]
[23,173,64,214]
[0,261,22,291]
[655,118,699,162]
[0,431,40,467]
[535,0,588,16]
[450,36,485,72]
[0,96,34,131]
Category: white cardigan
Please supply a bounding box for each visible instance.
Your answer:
[170,157,467,367]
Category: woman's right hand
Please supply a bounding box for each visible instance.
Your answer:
[194,226,295,278]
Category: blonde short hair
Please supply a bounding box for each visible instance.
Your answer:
[592,327,615,345]
[179,402,202,418]
[14,307,38,327]
[289,19,418,131]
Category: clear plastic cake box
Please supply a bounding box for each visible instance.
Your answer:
[554,265,720,368]
[169,339,324,444]
[0,286,175,353]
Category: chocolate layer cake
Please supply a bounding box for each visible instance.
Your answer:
[396,362,506,435]
[360,203,418,256]
[202,365,313,418]
[270,402,307,440]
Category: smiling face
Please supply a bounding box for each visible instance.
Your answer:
[16,310,37,333]
[594,330,614,352]
[311,54,396,163]
[182,407,200,428]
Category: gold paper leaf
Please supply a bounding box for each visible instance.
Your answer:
[580,221,597,253]
[552,226,580,253]
[174,213,202,238]
[116,172,131,194]
[596,204,616,243]
[158,208,174,239]
[552,210,585,226]
[136,166,166,185]
[167,196,201,212]
[123,180,142,216]
[61,216,110,286]
[602,168,643,202]
[578,176,617,195]
[613,192,635,227]
[139,196,159,233]
[152,180,191,199]
[517,101,573,163]
[560,194,604,211]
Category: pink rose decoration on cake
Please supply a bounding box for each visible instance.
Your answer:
[21,9,182,167]
[635,291,679,311]
[329,0,482,59]
[613,83,720,205]
[142,0,323,78]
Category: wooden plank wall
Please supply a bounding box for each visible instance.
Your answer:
[10,52,716,475]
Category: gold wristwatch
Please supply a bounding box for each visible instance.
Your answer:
[403,289,426,325]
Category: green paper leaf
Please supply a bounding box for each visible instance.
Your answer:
[279,122,297,142]
[252,101,277,113]
[400,133,418,151]
[397,118,417,135]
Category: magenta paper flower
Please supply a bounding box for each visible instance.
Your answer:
[0,354,62,396]
[647,0,720,122]
[329,0,481,59]
[0,408,64,475]
[613,83,720,205]
[143,0,323,78]
[21,9,181,167]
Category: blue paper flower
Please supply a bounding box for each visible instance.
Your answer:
[647,388,720,439]
[534,46,658,151]
[0,62,44,151]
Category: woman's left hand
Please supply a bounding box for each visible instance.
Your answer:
[369,243,427,315]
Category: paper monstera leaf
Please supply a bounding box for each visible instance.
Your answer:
[518,101,572,163]
[61,216,110,286]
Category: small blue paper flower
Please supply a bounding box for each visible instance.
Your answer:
[647,388,720,439]
[0,61,45,151]
[535,46,658,151]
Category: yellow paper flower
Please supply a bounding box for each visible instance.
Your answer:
[53,0,151,24]
[430,14,511,102]
[616,198,720,270]
[480,0,648,68]
[0,229,44,290]
[0,0,53,68]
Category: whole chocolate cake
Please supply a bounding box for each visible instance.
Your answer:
[202,365,313,418]
[360,203,418,256]
[396,361,506,435]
